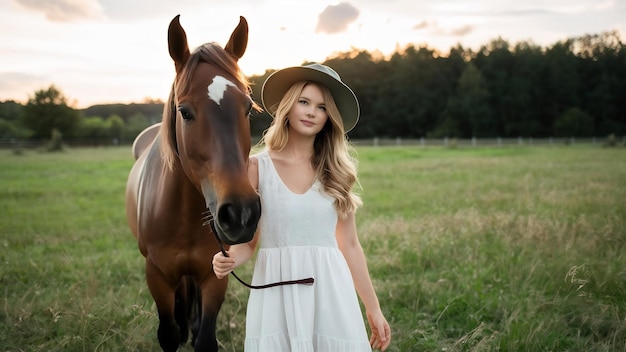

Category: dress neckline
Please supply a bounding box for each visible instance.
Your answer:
[264,151,317,196]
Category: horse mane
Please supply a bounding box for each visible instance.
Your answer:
[159,42,254,169]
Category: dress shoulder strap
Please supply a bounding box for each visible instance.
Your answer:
[253,149,272,189]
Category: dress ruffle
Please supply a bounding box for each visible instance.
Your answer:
[245,331,372,352]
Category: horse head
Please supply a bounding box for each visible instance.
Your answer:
[160,15,261,245]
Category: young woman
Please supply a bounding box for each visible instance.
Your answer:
[212,63,391,351]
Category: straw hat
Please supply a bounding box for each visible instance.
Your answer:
[261,63,360,132]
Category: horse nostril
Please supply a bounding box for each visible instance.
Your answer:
[217,203,238,232]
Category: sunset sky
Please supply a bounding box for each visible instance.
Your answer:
[0,0,624,108]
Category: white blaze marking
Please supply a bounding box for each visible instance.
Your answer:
[208,76,236,106]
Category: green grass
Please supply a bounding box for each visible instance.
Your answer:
[1,145,625,351]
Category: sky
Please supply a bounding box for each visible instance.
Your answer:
[0,0,624,109]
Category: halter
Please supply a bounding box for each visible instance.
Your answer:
[209,220,314,289]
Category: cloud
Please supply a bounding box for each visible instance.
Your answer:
[316,2,360,34]
[14,0,104,22]
[96,0,201,21]
[489,9,558,17]
[412,20,474,37]
[413,21,430,30]
[0,72,49,101]
[449,24,474,36]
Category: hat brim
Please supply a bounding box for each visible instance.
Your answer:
[261,66,359,133]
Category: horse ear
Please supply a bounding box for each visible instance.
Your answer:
[224,16,248,61]
[168,15,190,73]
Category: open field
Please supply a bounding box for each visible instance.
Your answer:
[1,145,625,351]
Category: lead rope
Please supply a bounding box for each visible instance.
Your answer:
[210,221,314,289]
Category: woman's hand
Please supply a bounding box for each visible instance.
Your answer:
[368,308,391,351]
[212,251,235,279]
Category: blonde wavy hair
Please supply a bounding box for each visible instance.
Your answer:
[261,81,362,216]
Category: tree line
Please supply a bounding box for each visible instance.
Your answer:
[1,30,624,144]
[322,30,625,140]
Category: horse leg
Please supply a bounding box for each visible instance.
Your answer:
[174,278,190,345]
[192,277,228,352]
[190,281,202,346]
[176,276,202,346]
[145,259,180,352]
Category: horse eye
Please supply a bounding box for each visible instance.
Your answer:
[178,106,194,121]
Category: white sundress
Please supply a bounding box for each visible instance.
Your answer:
[244,150,372,352]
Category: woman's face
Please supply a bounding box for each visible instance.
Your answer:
[287,83,329,137]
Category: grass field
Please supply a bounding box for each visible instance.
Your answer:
[1,145,625,351]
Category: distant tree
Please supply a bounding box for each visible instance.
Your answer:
[473,38,515,137]
[0,100,24,122]
[82,102,163,123]
[542,40,581,134]
[0,102,30,149]
[553,107,594,137]
[106,114,125,142]
[575,32,626,136]
[22,85,81,139]
[507,41,546,137]
[0,118,18,138]
[447,63,492,137]
[77,116,110,142]
[124,112,150,140]
[429,112,461,138]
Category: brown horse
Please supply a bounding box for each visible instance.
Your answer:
[125,15,261,352]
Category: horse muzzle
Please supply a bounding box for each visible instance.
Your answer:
[216,196,261,244]
[201,179,261,245]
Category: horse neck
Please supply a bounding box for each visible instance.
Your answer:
[148,137,206,211]
[167,158,205,207]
